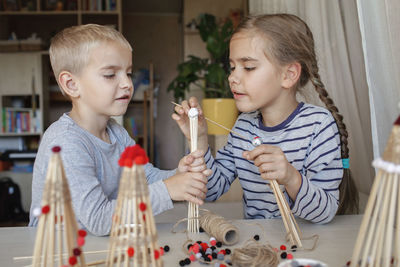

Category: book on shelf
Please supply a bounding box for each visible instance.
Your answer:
[2,107,41,134]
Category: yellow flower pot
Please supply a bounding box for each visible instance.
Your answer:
[202,98,238,135]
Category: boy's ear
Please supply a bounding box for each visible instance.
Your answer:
[58,71,79,98]
[281,62,301,89]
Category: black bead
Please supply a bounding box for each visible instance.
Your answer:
[179,260,185,266]
[212,252,217,259]
[216,241,222,247]
[280,252,287,259]
[163,245,170,252]
[253,235,260,241]
[199,227,205,232]
[184,258,191,265]
[225,248,231,255]
[197,241,202,244]
[187,244,192,250]
[211,246,216,250]
[204,257,211,262]
[291,245,297,252]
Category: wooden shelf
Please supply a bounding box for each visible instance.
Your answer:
[0,132,41,137]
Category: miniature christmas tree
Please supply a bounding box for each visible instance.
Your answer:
[350,116,400,267]
[106,145,163,267]
[31,146,87,267]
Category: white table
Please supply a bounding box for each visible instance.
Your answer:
[0,214,363,266]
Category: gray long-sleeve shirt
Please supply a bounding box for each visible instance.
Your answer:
[29,113,175,236]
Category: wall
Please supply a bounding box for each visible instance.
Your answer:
[123,10,185,169]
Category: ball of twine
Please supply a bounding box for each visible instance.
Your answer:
[199,209,239,246]
[231,240,279,267]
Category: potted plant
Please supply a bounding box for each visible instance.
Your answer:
[167,13,238,135]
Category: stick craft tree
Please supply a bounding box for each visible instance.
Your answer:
[31,146,87,267]
[350,116,400,267]
[188,108,200,233]
[106,145,163,267]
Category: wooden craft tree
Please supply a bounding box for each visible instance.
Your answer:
[106,145,163,267]
[32,146,87,267]
[188,108,199,233]
[350,116,400,267]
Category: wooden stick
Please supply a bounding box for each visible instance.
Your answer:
[171,101,247,139]
[351,169,383,267]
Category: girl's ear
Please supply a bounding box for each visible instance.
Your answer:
[58,71,79,98]
[281,62,301,89]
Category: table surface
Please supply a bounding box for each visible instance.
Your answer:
[0,214,363,266]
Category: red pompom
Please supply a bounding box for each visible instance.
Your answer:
[41,205,50,214]
[118,145,149,167]
[127,247,134,257]
[287,253,293,259]
[78,229,87,237]
[280,245,286,251]
[395,115,400,125]
[68,256,77,265]
[139,202,147,211]
[154,250,160,259]
[77,236,85,247]
[73,248,81,256]
[52,146,61,153]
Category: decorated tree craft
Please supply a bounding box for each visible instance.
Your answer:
[106,145,163,267]
[31,146,87,267]
[350,116,400,267]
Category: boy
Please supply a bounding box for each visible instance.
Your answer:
[29,24,210,236]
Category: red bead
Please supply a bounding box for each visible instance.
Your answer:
[287,253,293,259]
[280,245,286,251]
[68,256,77,265]
[154,250,160,259]
[73,248,81,256]
[127,247,134,257]
[207,255,212,260]
[210,240,217,246]
[189,254,196,261]
[159,247,164,255]
[220,265,227,267]
[192,244,200,253]
[78,229,87,237]
[139,202,147,211]
[346,261,351,266]
[41,205,50,214]
[142,214,146,221]
[77,236,85,247]
[52,146,61,153]
[200,242,208,251]
[220,249,226,255]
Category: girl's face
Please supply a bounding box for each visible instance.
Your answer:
[228,31,286,114]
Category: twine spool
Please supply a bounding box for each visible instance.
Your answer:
[199,209,239,246]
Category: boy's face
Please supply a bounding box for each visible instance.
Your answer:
[74,41,133,118]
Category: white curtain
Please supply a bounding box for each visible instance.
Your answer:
[356,0,400,159]
[248,0,375,194]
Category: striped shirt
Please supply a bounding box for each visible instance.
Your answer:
[204,102,343,224]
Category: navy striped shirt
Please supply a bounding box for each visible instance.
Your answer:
[204,102,343,224]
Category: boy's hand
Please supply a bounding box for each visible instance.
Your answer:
[164,170,211,205]
[171,97,208,151]
[177,150,208,174]
[243,144,301,200]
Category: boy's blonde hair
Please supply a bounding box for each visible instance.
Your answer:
[49,24,132,93]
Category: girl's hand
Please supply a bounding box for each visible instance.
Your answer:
[243,144,301,188]
[171,97,209,151]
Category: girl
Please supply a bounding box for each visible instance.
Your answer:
[173,14,358,223]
